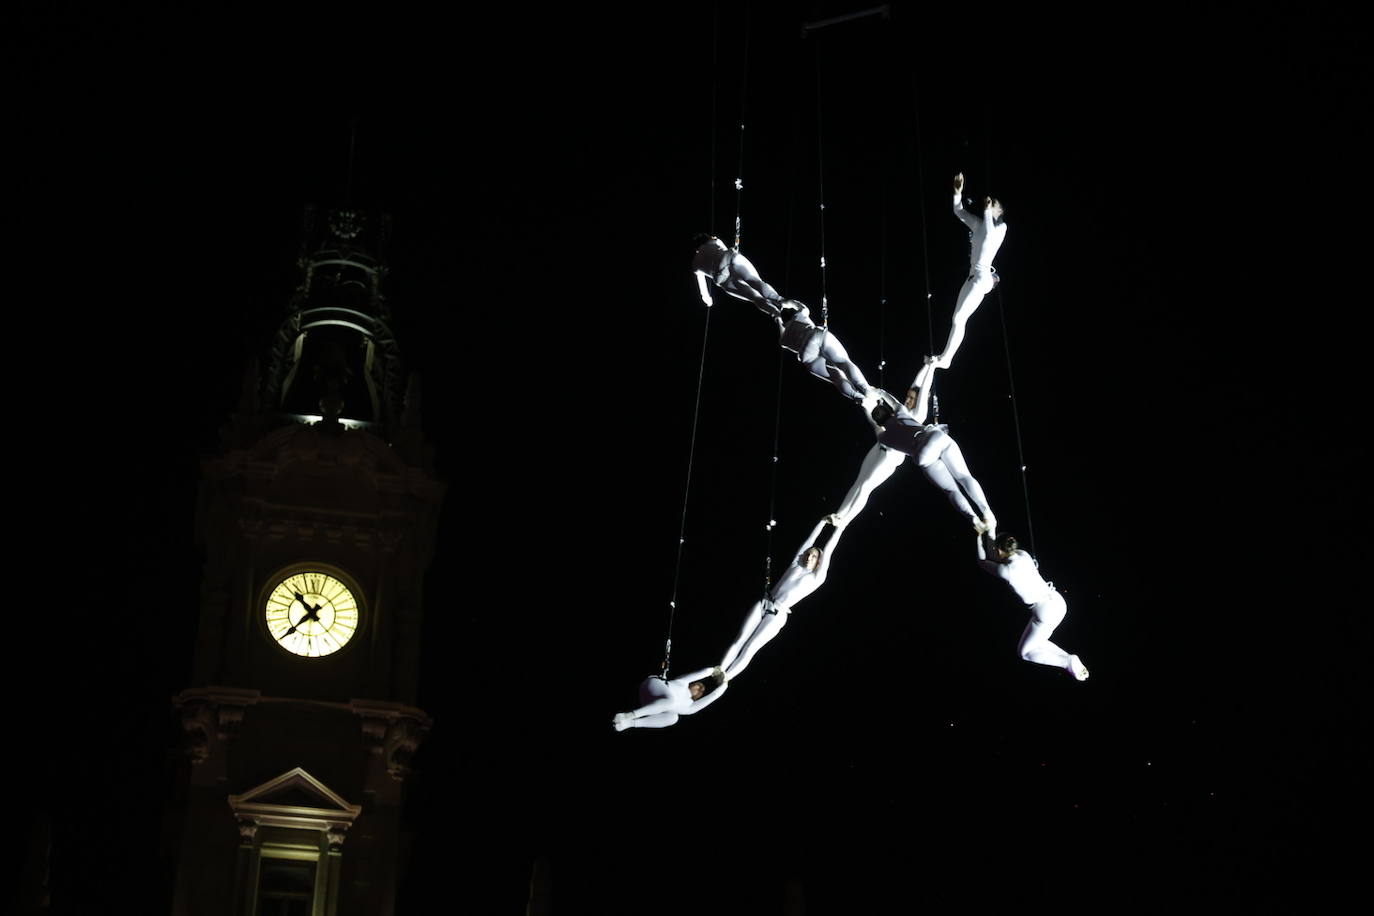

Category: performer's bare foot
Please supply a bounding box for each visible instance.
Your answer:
[1068,655,1090,682]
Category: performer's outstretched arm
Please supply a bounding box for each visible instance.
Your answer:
[976,532,1002,576]
[952,172,980,232]
[813,519,843,581]
[695,270,714,306]
[907,358,936,423]
[794,518,830,562]
[675,665,721,684]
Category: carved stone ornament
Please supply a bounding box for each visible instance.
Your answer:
[385,717,425,782]
[359,717,388,748]
[174,688,261,763]
[179,702,215,764]
[352,702,432,781]
[217,704,246,738]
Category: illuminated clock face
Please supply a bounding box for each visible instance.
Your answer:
[264,571,360,658]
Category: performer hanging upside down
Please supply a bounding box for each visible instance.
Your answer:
[719,517,844,680]
[977,532,1089,681]
[613,666,728,730]
[934,172,1007,370]
[832,360,995,534]
[691,235,784,318]
[775,299,873,402]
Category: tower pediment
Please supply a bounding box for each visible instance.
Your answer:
[228,766,362,832]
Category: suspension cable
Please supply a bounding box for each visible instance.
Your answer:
[663,305,713,680]
[912,73,934,414]
[814,37,830,333]
[985,138,1037,557]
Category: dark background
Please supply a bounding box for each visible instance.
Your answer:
[12,2,1370,911]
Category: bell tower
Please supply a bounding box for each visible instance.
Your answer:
[170,205,445,916]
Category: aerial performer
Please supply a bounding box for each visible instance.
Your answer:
[775,299,875,403]
[832,360,996,534]
[933,172,1007,370]
[977,532,1090,681]
[718,516,845,680]
[690,235,877,404]
[831,360,937,530]
[692,235,785,318]
[613,666,729,730]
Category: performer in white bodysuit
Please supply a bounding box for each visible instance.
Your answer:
[832,362,935,530]
[718,517,844,680]
[774,299,873,402]
[613,666,729,730]
[690,237,875,403]
[692,236,784,317]
[934,173,1007,370]
[833,361,995,533]
[976,532,1089,680]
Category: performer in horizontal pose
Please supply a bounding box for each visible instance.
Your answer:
[976,532,1089,681]
[775,299,874,402]
[690,236,876,405]
[613,666,728,730]
[691,235,784,317]
[719,516,844,680]
[933,172,1007,370]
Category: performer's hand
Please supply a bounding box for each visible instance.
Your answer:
[953,172,965,194]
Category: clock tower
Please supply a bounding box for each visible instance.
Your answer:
[170,205,445,916]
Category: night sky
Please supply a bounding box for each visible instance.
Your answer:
[13,3,1371,912]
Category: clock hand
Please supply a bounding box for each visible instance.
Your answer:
[283,592,327,641]
[282,593,306,636]
[293,591,325,621]
[283,593,315,637]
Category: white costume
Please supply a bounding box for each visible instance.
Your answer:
[831,440,906,529]
[613,667,729,730]
[935,189,1007,369]
[775,301,872,402]
[719,518,843,679]
[690,238,872,403]
[976,535,1088,680]
[833,363,991,531]
[893,423,994,528]
[692,238,784,317]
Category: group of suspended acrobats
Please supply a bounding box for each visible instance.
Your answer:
[614,173,1090,732]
